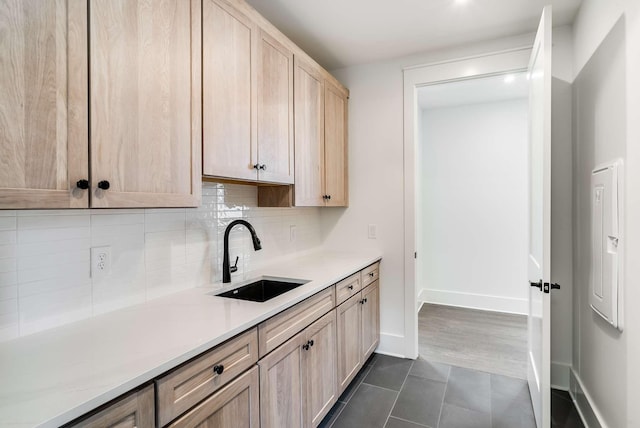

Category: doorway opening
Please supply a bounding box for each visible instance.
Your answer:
[416,72,530,379]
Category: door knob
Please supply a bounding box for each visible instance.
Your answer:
[529,280,542,291]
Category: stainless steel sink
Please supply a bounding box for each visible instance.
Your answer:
[215,277,309,302]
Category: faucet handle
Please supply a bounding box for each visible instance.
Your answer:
[230,256,239,273]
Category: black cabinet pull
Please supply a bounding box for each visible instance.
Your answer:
[309,340,314,347]
[259,164,266,170]
[213,364,224,375]
[302,343,310,351]
[97,180,110,190]
[253,164,260,170]
[529,280,542,291]
[369,272,375,277]
[327,195,331,200]
[76,179,89,190]
[348,285,354,290]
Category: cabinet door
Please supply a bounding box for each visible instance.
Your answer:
[324,80,348,207]
[294,58,325,206]
[259,330,305,428]
[169,367,259,428]
[304,311,338,428]
[361,280,380,362]
[89,0,201,208]
[202,0,257,181]
[70,385,154,428]
[256,29,294,184]
[0,0,88,209]
[336,293,362,394]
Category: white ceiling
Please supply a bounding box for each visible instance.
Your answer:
[417,72,529,110]
[245,0,582,70]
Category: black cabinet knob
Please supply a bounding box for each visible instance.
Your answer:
[97,180,110,190]
[259,164,266,170]
[327,195,331,200]
[309,340,314,347]
[348,285,354,290]
[253,164,260,170]
[529,280,542,291]
[76,179,89,190]
[213,364,224,375]
[369,272,375,277]
[302,343,310,351]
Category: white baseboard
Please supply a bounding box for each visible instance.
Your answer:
[551,362,571,390]
[569,368,606,428]
[377,332,405,358]
[418,289,528,315]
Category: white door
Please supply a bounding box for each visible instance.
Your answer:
[527,6,552,428]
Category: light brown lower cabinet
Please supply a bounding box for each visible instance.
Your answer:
[168,366,259,428]
[259,310,337,428]
[361,280,380,362]
[337,279,381,395]
[68,384,154,428]
[336,292,362,393]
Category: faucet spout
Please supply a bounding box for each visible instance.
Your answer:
[222,220,262,283]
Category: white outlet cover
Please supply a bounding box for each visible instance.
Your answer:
[91,246,112,279]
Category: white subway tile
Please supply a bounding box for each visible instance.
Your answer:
[17,238,90,258]
[19,276,92,299]
[0,271,17,287]
[19,285,92,336]
[18,214,90,230]
[0,244,16,260]
[0,286,18,301]
[18,227,90,244]
[0,231,17,245]
[0,257,16,273]
[0,216,16,231]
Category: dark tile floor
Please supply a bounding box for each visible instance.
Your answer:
[320,354,584,428]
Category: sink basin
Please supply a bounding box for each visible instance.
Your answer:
[216,277,309,302]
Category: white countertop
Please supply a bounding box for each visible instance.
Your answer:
[0,250,381,427]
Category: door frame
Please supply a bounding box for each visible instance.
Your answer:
[402,47,533,358]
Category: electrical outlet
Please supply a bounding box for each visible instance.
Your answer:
[91,246,112,279]
[368,224,377,239]
[290,225,297,242]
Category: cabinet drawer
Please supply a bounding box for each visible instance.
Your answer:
[361,262,380,288]
[335,272,362,305]
[157,328,258,426]
[258,286,335,357]
[168,366,259,428]
[68,385,154,428]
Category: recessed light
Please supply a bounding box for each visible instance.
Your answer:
[504,74,515,84]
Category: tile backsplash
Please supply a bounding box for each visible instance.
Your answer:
[0,182,322,342]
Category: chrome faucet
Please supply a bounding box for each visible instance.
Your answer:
[223,220,262,283]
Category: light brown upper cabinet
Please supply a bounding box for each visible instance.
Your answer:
[89,0,201,208]
[323,79,349,207]
[293,58,325,206]
[203,0,294,185]
[0,0,201,210]
[292,61,349,207]
[0,0,89,209]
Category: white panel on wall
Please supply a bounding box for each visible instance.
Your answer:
[0,183,322,342]
[590,160,623,330]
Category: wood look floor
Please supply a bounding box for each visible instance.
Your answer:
[418,304,528,379]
